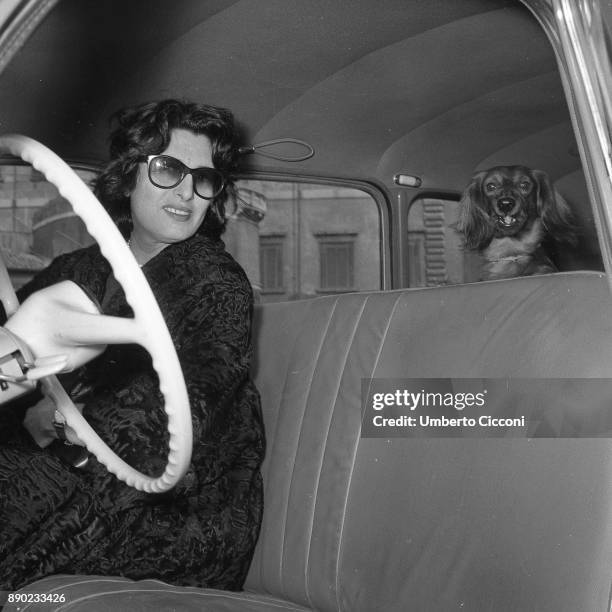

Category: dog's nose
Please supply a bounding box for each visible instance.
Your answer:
[497,198,516,213]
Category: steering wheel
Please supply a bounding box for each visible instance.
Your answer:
[0,134,192,493]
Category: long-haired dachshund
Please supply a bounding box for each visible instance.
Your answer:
[456,165,578,280]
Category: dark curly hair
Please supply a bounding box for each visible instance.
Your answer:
[93,99,239,240]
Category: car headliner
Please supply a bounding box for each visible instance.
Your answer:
[0,0,581,198]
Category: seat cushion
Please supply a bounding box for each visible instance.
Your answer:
[4,576,313,611]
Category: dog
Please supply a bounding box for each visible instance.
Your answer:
[455,165,578,280]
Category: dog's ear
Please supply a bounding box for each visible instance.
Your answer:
[532,169,578,246]
[455,170,495,249]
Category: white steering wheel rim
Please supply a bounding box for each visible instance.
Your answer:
[0,134,193,493]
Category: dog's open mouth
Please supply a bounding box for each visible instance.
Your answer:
[496,215,519,228]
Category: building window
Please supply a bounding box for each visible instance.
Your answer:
[0,164,97,288]
[318,235,355,292]
[260,235,284,293]
[234,178,382,302]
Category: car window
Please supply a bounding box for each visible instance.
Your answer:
[406,183,603,288]
[229,179,382,302]
[407,197,480,286]
[0,168,383,300]
[0,163,96,288]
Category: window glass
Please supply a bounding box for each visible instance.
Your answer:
[406,198,481,286]
[0,168,382,300]
[0,164,96,288]
[317,235,355,292]
[228,180,381,302]
[406,190,603,287]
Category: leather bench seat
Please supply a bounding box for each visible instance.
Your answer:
[12,272,612,611]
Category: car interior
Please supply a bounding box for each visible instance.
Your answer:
[2,0,612,610]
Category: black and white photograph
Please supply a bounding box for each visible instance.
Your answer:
[0,1,612,610]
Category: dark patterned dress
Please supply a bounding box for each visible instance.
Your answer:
[0,233,265,592]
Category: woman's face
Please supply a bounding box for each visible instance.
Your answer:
[130,128,214,248]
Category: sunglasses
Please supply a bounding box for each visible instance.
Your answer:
[141,154,226,200]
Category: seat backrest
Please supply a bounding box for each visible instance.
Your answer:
[245,272,612,611]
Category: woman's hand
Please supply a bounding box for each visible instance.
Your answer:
[23,397,84,447]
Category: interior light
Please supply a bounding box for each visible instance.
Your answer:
[394,174,422,188]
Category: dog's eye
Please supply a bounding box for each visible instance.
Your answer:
[485,183,496,192]
[519,181,531,191]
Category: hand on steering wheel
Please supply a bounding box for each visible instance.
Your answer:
[23,396,83,448]
[0,134,193,493]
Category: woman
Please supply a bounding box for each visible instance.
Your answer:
[0,99,265,591]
